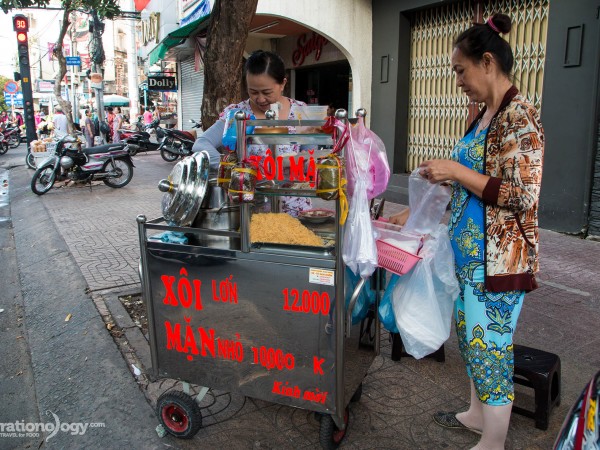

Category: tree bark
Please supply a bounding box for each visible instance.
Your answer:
[52,4,74,134]
[200,0,259,130]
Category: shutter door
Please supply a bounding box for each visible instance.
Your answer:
[406,0,549,171]
[180,57,204,131]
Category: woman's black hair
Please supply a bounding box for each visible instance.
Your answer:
[244,50,286,84]
[454,13,514,76]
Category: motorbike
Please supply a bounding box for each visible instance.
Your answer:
[157,119,201,162]
[0,123,21,149]
[0,131,8,155]
[30,133,135,195]
[119,118,162,156]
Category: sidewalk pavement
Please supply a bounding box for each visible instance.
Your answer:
[5,149,600,449]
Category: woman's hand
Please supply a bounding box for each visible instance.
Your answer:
[418,159,459,184]
[420,158,490,198]
[389,208,410,226]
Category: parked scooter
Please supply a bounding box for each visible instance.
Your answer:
[120,118,162,156]
[30,133,135,195]
[157,119,201,162]
[0,123,21,148]
[0,132,9,155]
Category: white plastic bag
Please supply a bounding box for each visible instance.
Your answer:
[391,224,459,359]
[402,168,451,236]
[342,177,378,278]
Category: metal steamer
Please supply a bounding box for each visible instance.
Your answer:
[137,109,380,446]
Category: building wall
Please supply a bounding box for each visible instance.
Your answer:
[256,0,373,119]
[372,0,600,234]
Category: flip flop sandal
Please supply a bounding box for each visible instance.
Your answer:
[432,411,482,435]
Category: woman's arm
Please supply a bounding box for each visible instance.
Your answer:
[192,120,225,170]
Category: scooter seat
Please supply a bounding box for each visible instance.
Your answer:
[83,143,127,155]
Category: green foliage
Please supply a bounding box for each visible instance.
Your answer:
[0,0,120,18]
[1,0,50,14]
[0,75,11,113]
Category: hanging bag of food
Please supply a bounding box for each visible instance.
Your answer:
[228,159,258,204]
[315,154,349,224]
[217,151,238,188]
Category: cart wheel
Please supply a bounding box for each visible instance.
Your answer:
[156,391,202,439]
[350,383,363,403]
[319,407,349,450]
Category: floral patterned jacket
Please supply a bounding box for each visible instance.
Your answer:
[470,86,544,292]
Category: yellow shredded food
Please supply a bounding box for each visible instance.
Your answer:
[250,213,324,247]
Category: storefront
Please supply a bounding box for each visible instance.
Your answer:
[372,0,600,236]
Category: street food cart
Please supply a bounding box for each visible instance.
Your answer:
[137,109,381,449]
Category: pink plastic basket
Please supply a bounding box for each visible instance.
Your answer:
[376,239,422,276]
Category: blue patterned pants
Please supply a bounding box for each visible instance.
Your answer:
[455,266,525,406]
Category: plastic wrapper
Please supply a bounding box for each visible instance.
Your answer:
[346,116,390,200]
[221,109,255,151]
[228,161,258,204]
[390,224,459,359]
[402,168,451,236]
[217,151,238,188]
[342,177,377,278]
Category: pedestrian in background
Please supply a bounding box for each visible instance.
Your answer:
[390,13,544,450]
[143,107,153,125]
[83,110,95,148]
[106,107,115,142]
[52,106,68,137]
[113,106,124,143]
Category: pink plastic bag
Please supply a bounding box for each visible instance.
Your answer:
[346,117,390,200]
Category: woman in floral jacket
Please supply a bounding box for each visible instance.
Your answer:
[390,13,544,450]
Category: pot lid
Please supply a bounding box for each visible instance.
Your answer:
[158,151,210,226]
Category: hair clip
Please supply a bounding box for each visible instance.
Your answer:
[486,17,501,34]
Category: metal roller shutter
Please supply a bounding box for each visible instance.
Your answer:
[180,57,204,131]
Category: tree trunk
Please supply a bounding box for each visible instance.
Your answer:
[52,4,74,134]
[200,0,259,130]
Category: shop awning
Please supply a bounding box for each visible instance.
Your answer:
[148,14,210,66]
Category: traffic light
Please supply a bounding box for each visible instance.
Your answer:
[13,15,29,67]
[13,14,37,148]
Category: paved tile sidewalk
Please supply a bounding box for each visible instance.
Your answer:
[35,152,600,449]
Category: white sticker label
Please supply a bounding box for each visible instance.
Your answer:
[309,268,335,286]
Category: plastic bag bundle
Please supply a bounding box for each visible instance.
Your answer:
[228,160,258,204]
[346,116,390,200]
[342,177,378,278]
[402,168,451,236]
[217,151,238,188]
[378,274,399,333]
[344,267,376,325]
[391,224,459,359]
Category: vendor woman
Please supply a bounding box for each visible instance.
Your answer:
[192,50,326,216]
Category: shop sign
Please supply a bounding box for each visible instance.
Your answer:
[141,12,160,46]
[36,80,55,93]
[292,32,329,67]
[148,76,177,92]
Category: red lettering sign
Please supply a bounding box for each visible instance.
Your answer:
[283,288,331,315]
[292,32,329,67]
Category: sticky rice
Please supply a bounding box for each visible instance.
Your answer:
[250,213,324,246]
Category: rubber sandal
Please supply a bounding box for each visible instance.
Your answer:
[432,411,482,435]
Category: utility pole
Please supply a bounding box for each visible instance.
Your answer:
[126,0,139,120]
[90,9,107,143]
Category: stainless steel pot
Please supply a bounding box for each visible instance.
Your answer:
[193,205,240,231]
